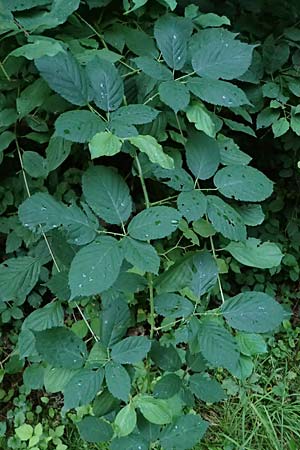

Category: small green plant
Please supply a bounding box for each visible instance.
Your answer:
[1,1,300,449]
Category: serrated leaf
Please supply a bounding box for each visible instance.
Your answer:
[153,374,182,399]
[272,117,289,137]
[17,78,50,118]
[150,341,181,372]
[9,37,64,60]
[46,137,72,171]
[23,151,48,178]
[218,135,252,166]
[100,296,130,347]
[111,336,151,364]
[105,361,131,402]
[154,14,193,69]
[237,204,265,226]
[82,166,132,225]
[35,51,89,106]
[155,253,194,294]
[110,435,148,450]
[87,57,123,111]
[93,389,120,417]
[55,110,106,143]
[207,195,246,241]
[221,292,285,333]
[185,131,220,180]
[44,366,79,393]
[89,131,122,159]
[154,293,193,318]
[77,416,113,443]
[123,26,158,58]
[115,404,137,437]
[196,319,240,372]
[226,238,283,268]
[195,12,230,28]
[136,395,172,425]
[130,135,174,169]
[214,166,273,202]
[134,56,173,81]
[3,0,50,11]
[190,252,218,297]
[189,373,226,403]
[0,257,41,303]
[159,80,190,113]
[35,327,87,369]
[236,333,267,356]
[69,236,123,298]
[191,29,255,80]
[224,118,256,137]
[128,206,181,241]
[121,236,160,274]
[111,105,159,125]
[188,78,250,107]
[177,190,207,222]
[160,414,209,450]
[186,102,216,138]
[22,302,64,331]
[63,369,103,411]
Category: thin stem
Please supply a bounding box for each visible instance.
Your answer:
[15,136,99,342]
[143,92,159,106]
[75,13,108,48]
[175,71,196,82]
[175,112,184,138]
[149,194,177,206]
[209,234,225,304]
[0,61,10,81]
[135,154,155,339]
[88,103,107,122]
[97,229,126,237]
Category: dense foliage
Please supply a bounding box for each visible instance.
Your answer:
[1,0,300,448]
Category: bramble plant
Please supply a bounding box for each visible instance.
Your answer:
[1,0,300,449]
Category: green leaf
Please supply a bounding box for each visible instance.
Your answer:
[185,131,220,180]
[115,404,137,437]
[121,236,160,274]
[236,333,267,356]
[237,204,265,226]
[153,374,182,399]
[35,327,87,369]
[225,238,283,268]
[155,253,194,294]
[160,414,209,450]
[23,365,44,390]
[110,435,148,450]
[224,118,256,137]
[46,137,72,171]
[0,131,15,153]
[136,395,172,425]
[221,292,285,333]
[101,296,131,347]
[23,151,48,178]
[154,293,193,318]
[89,132,122,159]
[130,135,174,169]
[4,0,50,11]
[0,257,41,303]
[159,80,190,113]
[195,12,230,28]
[197,319,240,372]
[134,56,173,81]
[22,302,64,331]
[123,27,157,58]
[150,341,181,372]
[188,78,250,107]
[128,206,181,241]
[191,29,255,80]
[17,78,50,118]
[111,105,159,125]
[154,15,193,69]
[77,416,113,443]
[177,190,207,222]
[63,369,103,411]
[186,102,216,138]
[9,37,64,60]
[218,135,252,166]
[87,57,123,111]
[105,361,131,402]
[44,366,79,393]
[256,107,280,129]
[111,336,151,364]
[189,373,226,403]
[190,252,218,297]
[207,195,246,241]
[55,110,105,143]
[15,424,33,441]
[272,117,290,137]
[19,193,97,244]
[214,166,273,202]
[93,389,120,417]
[82,166,132,225]
[69,236,123,298]
[35,51,89,106]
